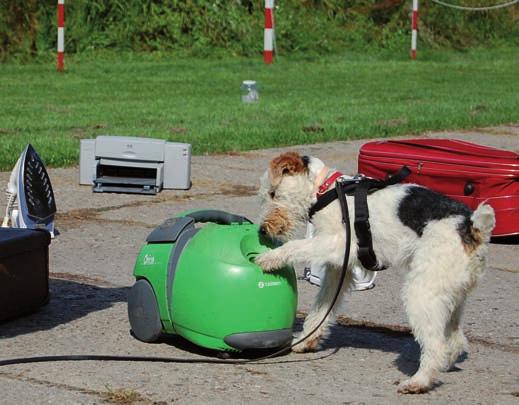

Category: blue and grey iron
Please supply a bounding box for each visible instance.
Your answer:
[2,144,57,236]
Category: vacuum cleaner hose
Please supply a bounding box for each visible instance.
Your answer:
[0,182,351,367]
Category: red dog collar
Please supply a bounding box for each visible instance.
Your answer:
[317,171,343,196]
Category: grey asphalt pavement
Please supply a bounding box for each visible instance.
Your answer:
[1,125,518,404]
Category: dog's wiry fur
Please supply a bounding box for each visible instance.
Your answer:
[256,152,495,394]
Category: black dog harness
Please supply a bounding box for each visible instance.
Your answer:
[309,166,410,271]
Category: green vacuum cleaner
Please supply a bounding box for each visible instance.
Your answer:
[128,209,297,352]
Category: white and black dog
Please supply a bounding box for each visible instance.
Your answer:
[255,152,495,394]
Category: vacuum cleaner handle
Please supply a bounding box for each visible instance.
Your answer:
[147,210,253,244]
[185,210,253,225]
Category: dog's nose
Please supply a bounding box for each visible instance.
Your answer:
[259,225,268,236]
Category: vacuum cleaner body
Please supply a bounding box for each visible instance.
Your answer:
[129,210,297,352]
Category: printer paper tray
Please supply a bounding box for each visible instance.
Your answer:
[93,176,159,195]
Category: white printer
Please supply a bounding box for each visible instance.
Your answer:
[80,136,191,194]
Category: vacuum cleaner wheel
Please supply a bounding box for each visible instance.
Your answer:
[128,279,163,342]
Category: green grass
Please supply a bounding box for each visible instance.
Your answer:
[0,48,518,170]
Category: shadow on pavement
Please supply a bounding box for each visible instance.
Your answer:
[318,323,469,376]
[1,278,469,377]
[0,278,128,338]
[155,316,428,374]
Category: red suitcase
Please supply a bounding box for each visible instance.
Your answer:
[358,139,519,237]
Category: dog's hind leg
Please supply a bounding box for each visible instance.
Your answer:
[398,228,472,394]
[292,265,353,352]
[444,299,469,371]
[444,242,488,371]
[399,276,453,393]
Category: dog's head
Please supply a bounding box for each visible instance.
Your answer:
[258,152,325,240]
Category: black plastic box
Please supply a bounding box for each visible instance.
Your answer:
[0,228,51,321]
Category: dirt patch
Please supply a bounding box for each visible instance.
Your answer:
[0,372,154,404]
[103,386,148,404]
[50,272,121,288]
[212,151,263,158]
[470,104,489,116]
[70,123,108,139]
[170,127,187,135]
[56,209,153,230]
[465,333,519,354]
[242,367,270,376]
[218,184,257,197]
[492,266,519,274]
[302,124,324,133]
[334,315,411,337]
[55,185,257,230]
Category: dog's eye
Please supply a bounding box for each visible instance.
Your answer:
[269,190,276,199]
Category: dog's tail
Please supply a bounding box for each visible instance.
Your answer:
[462,203,495,289]
[471,203,496,243]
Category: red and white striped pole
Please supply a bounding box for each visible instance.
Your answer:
[264,0,274,64]
[57,0,65,71]
[410,0,419,60]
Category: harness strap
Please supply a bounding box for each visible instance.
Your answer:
[309,182,355,218]
[309,166,411,272]
[309,166,411,219]
[353,181,381,270]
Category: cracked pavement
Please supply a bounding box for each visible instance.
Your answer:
[1,126,518,404]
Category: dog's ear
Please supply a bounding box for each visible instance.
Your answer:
[269,152,309,181]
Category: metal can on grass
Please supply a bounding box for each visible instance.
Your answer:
[241,80,259,103]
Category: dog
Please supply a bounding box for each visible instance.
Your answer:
[255,152,495,394]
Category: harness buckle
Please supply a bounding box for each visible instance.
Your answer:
[336,173,365,187]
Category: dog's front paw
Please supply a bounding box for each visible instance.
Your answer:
[255,251,284,272]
